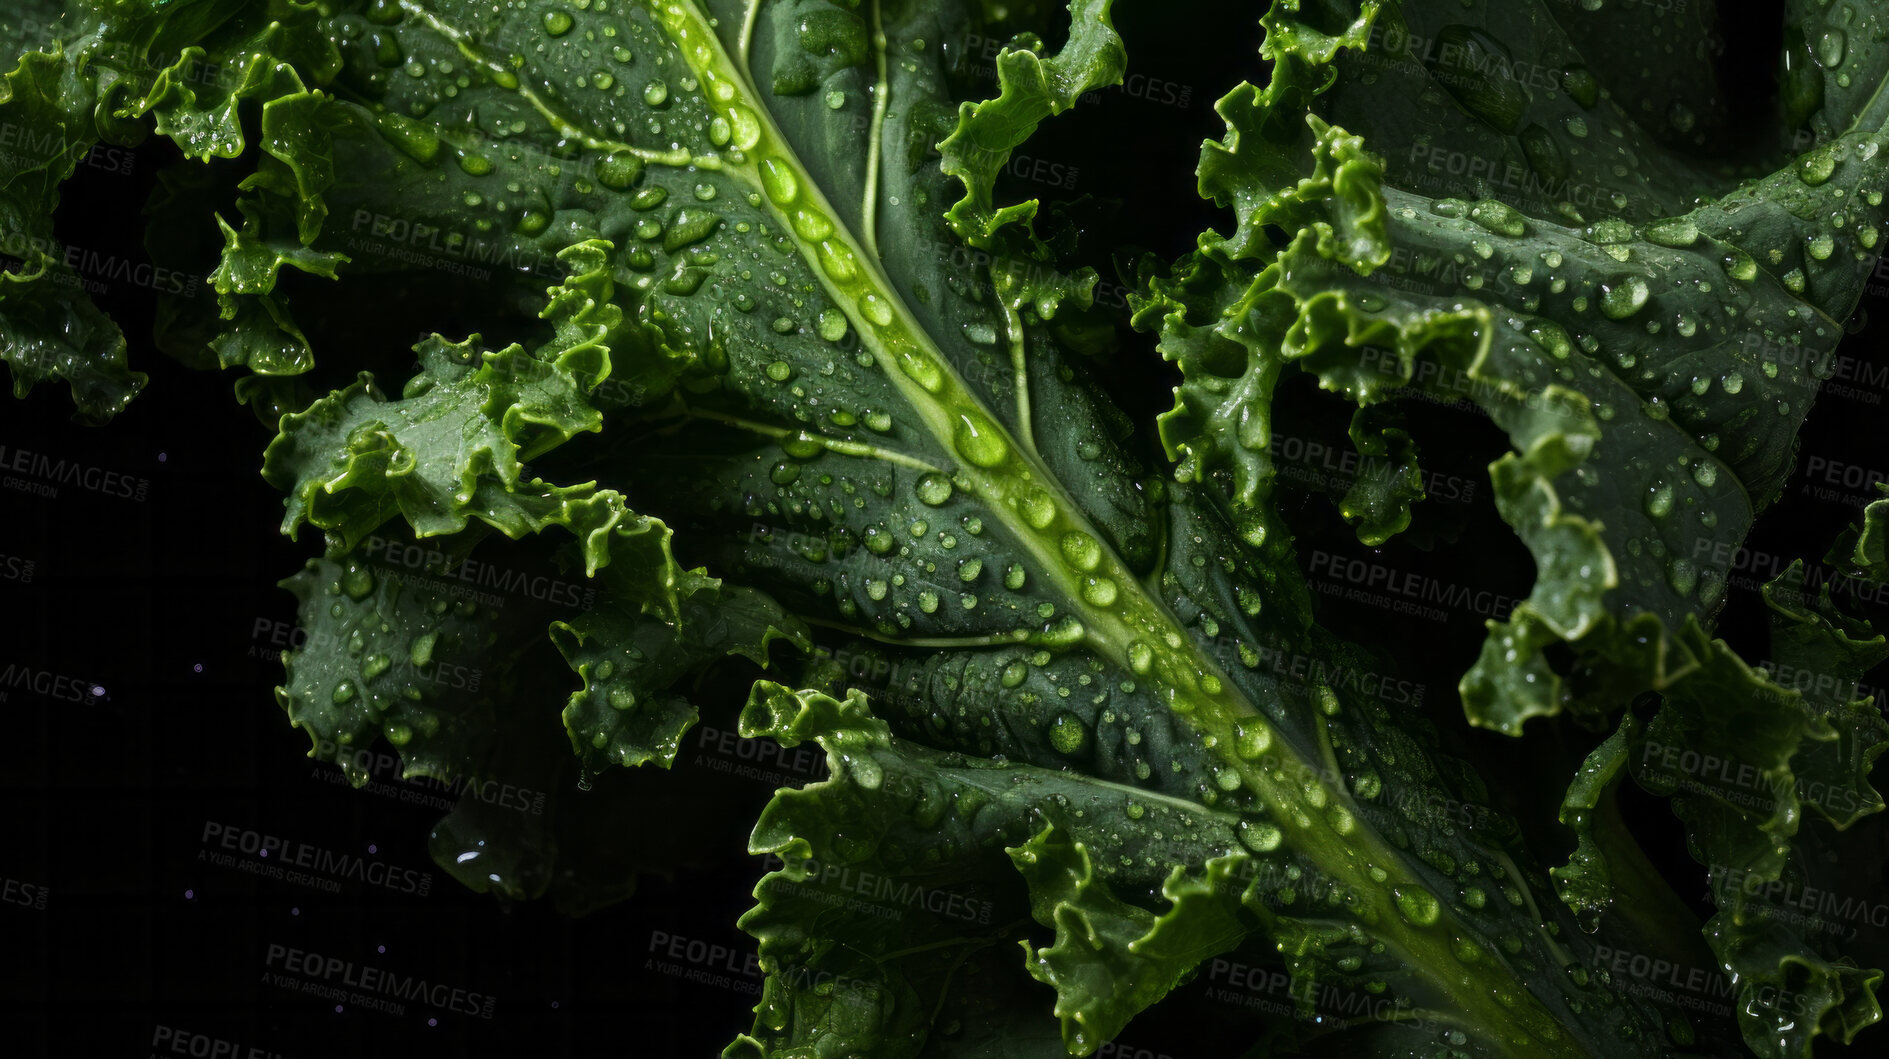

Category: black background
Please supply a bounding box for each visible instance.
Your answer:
[7,2,1889,1058]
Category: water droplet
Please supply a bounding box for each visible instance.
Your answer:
[793,209,833,241]
[1001,661,1027,688]
[1643,217,1699,248]
[759,158,798,205]
[1469,199,1525,237]
[341,563,375,600]
[595,150,643,190]
[1668,558,1698,596]
[727,106,761,151]
[1645,482,1674,519]
[1562,66,1599,108]
[1394,887,1442,926]
[953,411,1009,468]
[543,11,574,36]
[1599,275,1649,319]
[1234,722,1271,759]
[897,351,943,392]
[857,293,895,327]
[1817,29,1847,69]
[1800,151,1836,186]
[1238,820,1283,853]
[1059,531,1101,572]
[1018,489,1055,529]
[1352,769,1382,800]
[915,473,953,506]
[1049,712,1087,754]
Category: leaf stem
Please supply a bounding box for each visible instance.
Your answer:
[739,0,765,74]
[671,403,947,474]
[862,0,891,259]
[799,615,1033,651]
[1001,296,1037,453]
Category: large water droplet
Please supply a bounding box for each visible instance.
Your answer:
[1599,275,1650,319]
[953,411,1009,468]
[759,158,798,205]
[1059,531,1101,572]
[1048,712,1087,754]
[1394,887,1442,926]
[915,473,953,506]
[1238,820,1283,853]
